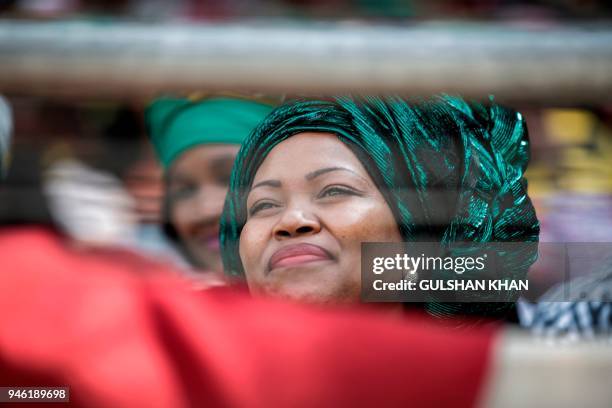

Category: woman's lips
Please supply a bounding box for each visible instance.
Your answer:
[268,243,333,271]
[195,234,220,252]
[204,236,220,251]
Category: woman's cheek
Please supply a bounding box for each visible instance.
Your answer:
[323,201,388,240]
[171,203,191,237]
[240,221,270,272]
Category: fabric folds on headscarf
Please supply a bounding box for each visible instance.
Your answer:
[220,95,540,319]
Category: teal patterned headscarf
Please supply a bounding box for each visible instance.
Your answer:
[220,95,539,319]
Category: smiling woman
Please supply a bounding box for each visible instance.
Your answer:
[146,95,274,272]
[220,95,540,320]
[240,132,402,302]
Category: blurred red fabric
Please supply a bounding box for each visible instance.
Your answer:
[0,227,496,407]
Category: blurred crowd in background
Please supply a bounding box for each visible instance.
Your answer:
[1,0,612,21]
[3,98,612,296]
[0,2,611,406]
[1,0,612,297]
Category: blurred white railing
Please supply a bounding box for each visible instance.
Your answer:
[0,20,611,103]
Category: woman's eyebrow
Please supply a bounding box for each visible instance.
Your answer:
[305,166,362,181]
[211,154,237,168]
[251,179,281,190]
[250,166,367,191]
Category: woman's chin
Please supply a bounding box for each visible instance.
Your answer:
[253,282,360,305]
[184,241,221,269]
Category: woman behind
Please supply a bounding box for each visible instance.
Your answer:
[220,95,540,321]
[146,95,274,273]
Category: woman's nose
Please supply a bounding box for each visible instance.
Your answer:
[272,205,321,240]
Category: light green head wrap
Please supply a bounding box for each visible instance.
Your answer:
[146,96,275,168]
[220,95,540,320]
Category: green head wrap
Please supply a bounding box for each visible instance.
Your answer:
[146,96,275,168]
[220,95,539,320]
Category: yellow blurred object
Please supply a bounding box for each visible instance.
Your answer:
[558,172,612,193]
[543,109,597,145]
[558,147,612,193]
[524,164,556,197]
[561,147,611,171]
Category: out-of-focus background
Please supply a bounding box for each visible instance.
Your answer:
[1,0,612,21]
[1,0,611,297]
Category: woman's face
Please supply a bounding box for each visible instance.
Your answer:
[240,132,402,303]
[167,144,239,272]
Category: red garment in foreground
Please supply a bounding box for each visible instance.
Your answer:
[0,227,496,408]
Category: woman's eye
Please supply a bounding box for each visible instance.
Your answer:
[319,186,358,198]
[249,201,277,216]
[170,184,197,200]
[215,169,232,186]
